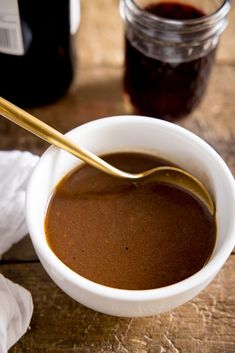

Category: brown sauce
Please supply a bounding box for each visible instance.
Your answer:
[45,152,216,290]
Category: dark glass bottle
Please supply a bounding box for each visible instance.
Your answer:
[0,0,76,107]
[121,0,231,120]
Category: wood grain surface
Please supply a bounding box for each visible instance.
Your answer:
[2,258,235,353]
[0,1,234,352]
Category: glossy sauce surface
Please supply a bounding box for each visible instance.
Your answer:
[45,153,216,290]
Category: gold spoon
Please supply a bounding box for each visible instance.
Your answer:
[0,97,214,215]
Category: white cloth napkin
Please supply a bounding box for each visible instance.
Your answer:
[0,275,33,353]
[0,150,39,256]
[0,150,39,352]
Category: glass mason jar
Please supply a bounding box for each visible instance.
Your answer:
[121,0,231,120]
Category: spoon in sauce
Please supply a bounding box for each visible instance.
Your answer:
[0,96,214,215]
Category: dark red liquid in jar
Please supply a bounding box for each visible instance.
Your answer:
[124,2,217,120]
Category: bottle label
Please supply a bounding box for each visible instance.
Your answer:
[70,0,80,35]
[0,0,24,55]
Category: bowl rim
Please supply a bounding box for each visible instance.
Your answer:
[26,115,235,302]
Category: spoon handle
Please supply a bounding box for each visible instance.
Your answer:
[0,97,132,178]
[0,97,214,214]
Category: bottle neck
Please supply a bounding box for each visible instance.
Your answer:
[121,0,231,62]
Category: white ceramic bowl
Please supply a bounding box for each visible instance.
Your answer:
[26,116,235,317]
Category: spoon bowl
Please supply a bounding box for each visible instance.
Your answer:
[0,96,214,214]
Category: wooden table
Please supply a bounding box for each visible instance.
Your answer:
[1,1,235,352]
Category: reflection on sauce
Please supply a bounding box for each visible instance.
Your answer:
[45,152,216,290]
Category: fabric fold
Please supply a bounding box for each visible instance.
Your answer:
[0,275,33,353]
[0,150,39,257]
[0,150,38,351]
